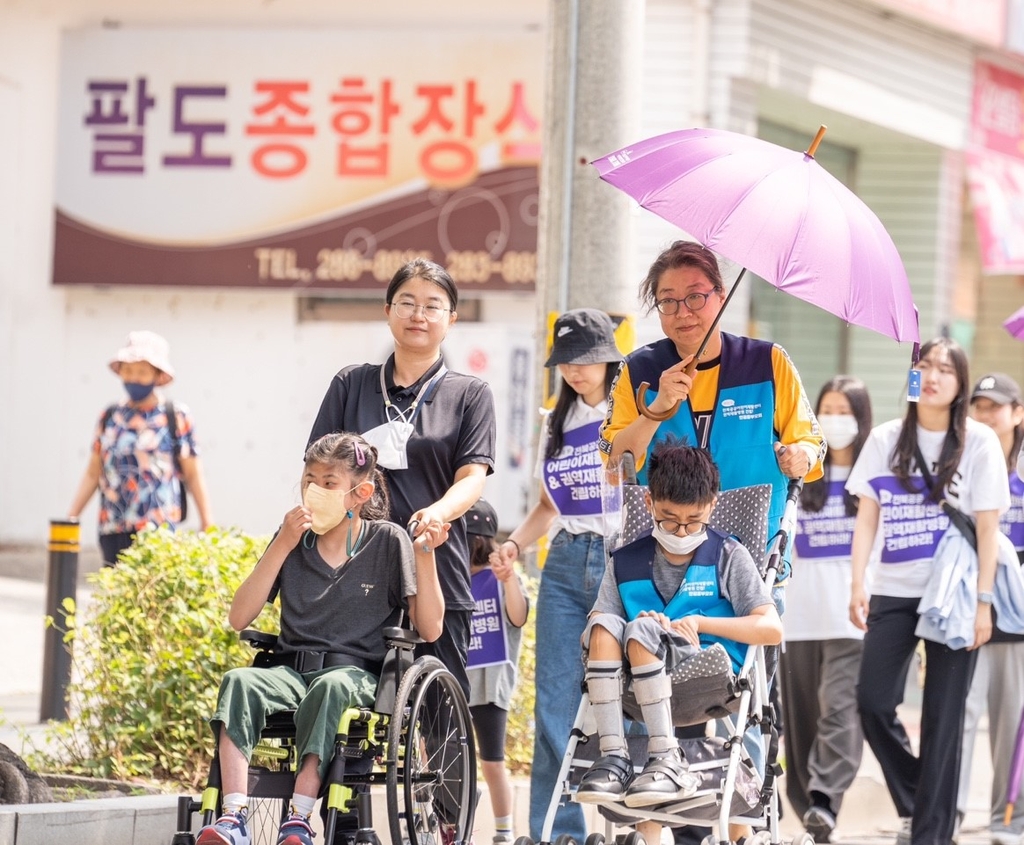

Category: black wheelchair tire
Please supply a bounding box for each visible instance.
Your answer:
[386,656,476,845]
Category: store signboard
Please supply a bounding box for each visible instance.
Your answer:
[53,29,542,291]
[869,0,1005,47]
[967,60,1024,274]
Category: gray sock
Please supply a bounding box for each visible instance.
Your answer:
[631,661,678,758]
[586,660,626,756]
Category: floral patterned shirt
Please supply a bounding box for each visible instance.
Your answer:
[92,401,198,535]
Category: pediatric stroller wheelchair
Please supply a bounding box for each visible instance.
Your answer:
[524,454,809,845]
[171,625,476,845]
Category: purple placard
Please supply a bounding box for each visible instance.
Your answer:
[542,420,603,517]
[795,480,855,559]
[1004,471,1024,552]
[467,569,509,669]
[869,476,949,564]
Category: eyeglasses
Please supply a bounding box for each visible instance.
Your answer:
[654,518,709,536]
[391,301,451,322]
[655,292,716,315]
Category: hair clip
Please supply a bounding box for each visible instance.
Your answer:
[353,440,366,467]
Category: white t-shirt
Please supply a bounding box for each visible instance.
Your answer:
[846,417,1010,598]
[536,396,609,537]
[785,465,865,641]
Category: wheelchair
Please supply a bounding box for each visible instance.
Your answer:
[171,625,477,845]
[523,456,808,845]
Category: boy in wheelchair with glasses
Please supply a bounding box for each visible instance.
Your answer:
[577,440,783,842]
[197,432,446,845]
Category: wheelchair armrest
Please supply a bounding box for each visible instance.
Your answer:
[383,626,424,648]
[241,629,279,652]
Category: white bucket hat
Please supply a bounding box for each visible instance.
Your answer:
[109,330,175,385]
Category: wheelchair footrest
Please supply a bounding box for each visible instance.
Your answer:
[247,765,295,798]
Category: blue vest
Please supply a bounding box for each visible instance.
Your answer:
[613,528,746,671]
[626,333,790,575]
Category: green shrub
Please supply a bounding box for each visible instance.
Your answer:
[30,526,275,788]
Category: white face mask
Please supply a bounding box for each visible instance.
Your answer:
[818,414,859,451]
[361,418,414,471]
[302,483,354,535]
[652,522,708,556]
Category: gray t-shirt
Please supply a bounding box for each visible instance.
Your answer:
[592,533,771,619]
[273,520,417,669]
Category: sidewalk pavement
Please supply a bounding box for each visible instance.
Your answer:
[0,543,1006,845]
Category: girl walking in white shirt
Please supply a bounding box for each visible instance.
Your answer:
[847,338,1009,845]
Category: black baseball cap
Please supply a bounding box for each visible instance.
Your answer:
[465,499,498,537]
[545,308,623,367]
[971,372,1022,406]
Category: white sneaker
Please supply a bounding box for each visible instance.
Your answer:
[991,828,1024,845]
[895,817,912,845]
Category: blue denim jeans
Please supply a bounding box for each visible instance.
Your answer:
[529,530,607,842]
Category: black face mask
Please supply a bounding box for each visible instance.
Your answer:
[123,381,155,402]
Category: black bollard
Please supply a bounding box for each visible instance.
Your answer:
[40,518,80,721]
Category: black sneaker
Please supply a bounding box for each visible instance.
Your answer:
[576,753,634,804]
[622,755,699,808]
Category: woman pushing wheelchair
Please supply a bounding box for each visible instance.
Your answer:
[197,432,446,845]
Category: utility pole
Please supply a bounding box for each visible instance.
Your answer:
[537,0,644,324]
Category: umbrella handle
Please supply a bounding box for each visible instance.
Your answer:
[636,381,677,421]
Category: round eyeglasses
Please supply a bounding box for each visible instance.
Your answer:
[654,518,709,536]
[655,292,715,315]
[391,301,451,322]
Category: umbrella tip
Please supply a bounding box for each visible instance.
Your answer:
[805,125,828,158]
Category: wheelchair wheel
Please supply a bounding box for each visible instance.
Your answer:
[621,832,646,845]
[386,657,476,845]
[554,835,579,845]
[584,835,605,845]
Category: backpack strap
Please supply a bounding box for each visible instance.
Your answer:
[164,401,188,521]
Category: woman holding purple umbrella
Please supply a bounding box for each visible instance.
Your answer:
[600,240,825,845]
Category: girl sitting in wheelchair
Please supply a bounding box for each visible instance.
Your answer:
[577,440,783,842]
[197,432,446,845]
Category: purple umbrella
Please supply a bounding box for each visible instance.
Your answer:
[592,126,919,347]
[1005,305,1024,341]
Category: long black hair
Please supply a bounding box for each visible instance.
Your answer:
[801,376,873,515]
[891,337,970,501]
[544,363,620,460]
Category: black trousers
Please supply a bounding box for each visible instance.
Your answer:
[415,606,471,699]
[857,595,977,845]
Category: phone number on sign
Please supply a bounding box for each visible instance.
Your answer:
[253,247,536,286]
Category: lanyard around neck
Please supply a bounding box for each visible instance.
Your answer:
[379,362,447,424]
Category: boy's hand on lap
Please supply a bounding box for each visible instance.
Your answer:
[669,616,700,647]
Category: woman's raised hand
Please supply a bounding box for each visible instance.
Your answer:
[649,356,696,415]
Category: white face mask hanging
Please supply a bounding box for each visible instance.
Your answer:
[361,364,446,471]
